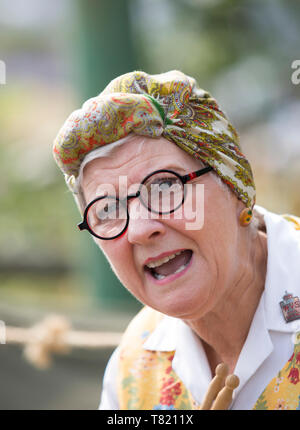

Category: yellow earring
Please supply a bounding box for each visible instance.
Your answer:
[239,208,253,226]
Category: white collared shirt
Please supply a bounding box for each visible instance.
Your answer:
[99,206,300,410]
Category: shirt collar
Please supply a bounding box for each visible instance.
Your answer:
[255,205,300,333]
[142,314,178,351]
[233,291,273,396]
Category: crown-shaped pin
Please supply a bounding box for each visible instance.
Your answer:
[279,291,300,323]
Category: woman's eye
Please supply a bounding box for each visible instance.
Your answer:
[154,178,178,189]
[160,180,174,189]
[97,204,117,220]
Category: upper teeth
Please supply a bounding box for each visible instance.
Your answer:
[146,251,184,269]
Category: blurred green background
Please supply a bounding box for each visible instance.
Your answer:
[0,0,300,409]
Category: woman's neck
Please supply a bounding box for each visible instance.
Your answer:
[183,228,268,375]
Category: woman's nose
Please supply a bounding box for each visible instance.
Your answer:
[126,197,166,244]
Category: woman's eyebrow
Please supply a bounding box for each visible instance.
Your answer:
[91,165,191,199]
[165,165,188,174]
[140,165,188,177]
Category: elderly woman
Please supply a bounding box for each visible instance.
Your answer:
[53,71,300,410]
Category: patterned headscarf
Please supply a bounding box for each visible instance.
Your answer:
[53,70,256,209]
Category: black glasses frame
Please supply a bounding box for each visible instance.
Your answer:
[77,165,213,240]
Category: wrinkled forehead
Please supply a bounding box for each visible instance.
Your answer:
[80,135,203,200]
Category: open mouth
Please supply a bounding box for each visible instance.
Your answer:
[144,249,193,281]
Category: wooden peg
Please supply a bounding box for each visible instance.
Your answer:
[211,374,240,410]
[199,363,229,410]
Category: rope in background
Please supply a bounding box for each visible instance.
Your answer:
[4,314,122,369]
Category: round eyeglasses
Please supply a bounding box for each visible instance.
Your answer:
[77,166,213,240]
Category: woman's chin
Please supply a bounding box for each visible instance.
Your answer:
[145,282,211,319]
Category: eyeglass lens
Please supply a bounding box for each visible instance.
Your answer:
[87,171,184,239]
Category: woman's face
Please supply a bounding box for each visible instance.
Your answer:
[81,136,244,320]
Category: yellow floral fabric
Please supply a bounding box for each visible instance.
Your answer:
[253,332,300,410]
[117,306,196,410]
[53,70,256,209]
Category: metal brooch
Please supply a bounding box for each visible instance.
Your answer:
[279,291,300,323]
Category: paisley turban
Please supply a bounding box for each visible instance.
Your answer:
[53,70,256,209]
